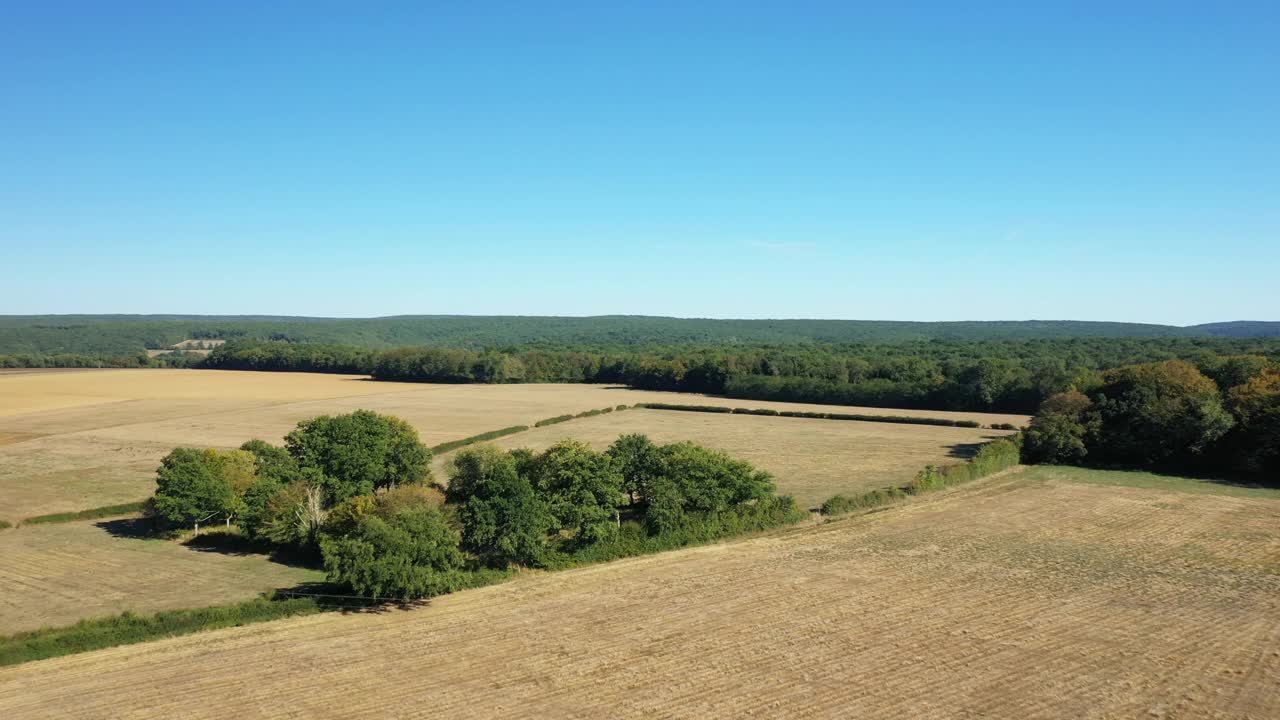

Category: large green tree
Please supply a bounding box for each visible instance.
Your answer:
[321,503,464,600]
[151,448,241,527]
[1087,360,1234,467]
[284,410,431,505]
[451,446,553,567]
[529,440,624,545]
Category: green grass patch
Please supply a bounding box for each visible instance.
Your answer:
[0,520,12,530]
[1021,465,1280,499]
[21,500,148,526]
[0,595,325,667]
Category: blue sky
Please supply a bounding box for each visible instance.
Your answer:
[2,2,1276,323]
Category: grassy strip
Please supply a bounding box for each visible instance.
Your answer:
[21,501,149,527]
[822,434,1023,516]
[0,520,11,530]
[640,402,983,428]
[430,425,529,454]
[0,596,324,667]
[534,414,574,427]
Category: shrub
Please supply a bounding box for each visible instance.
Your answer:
[990,422,1020,431]
[534,414,574,427]
[0,520,12,530]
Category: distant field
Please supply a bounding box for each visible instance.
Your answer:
[0,520,322,635]
[4,470,1275,718]
[0,370,1027,521]
[436,409,1014,509]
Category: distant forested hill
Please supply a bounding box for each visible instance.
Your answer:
[0,315,1234,355]
[1191,321,1280,338]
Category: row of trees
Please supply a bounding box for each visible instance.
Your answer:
[199,337,1280,415]
[149,411,798,599]
[1023,358,1279,479]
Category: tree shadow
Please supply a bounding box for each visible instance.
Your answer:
[94,517,157,539]
[944,434,1012,459]
[181,531,323,569]
[272,580,431,615]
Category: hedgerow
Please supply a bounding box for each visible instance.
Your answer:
[21,501,148,526]
[822,434,1023,516]
[430,426,530,454]
[0,595,323,667]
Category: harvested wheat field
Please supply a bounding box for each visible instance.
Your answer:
[0,369,1026,522]
[0,520,322,635]
[436,408,1015,509]
[3,468,1277,719]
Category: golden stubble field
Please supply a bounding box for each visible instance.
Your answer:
[0,369,1027,521]
[435,408,1014,510]
[3,470,1276,719]
[0,520,322,634]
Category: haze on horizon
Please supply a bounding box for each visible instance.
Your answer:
[2,3,1277,324]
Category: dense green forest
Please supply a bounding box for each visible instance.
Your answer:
[2,314,1278,356]
[192,337,1280,415]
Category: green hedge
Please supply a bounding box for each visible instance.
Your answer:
[21,500,149,526]
[0,520,11,530]
[909,434,1023,494]
[0,596,323,667]
[533,414,574,427]
[820,487,908,515]
[641,403,733,413]
[545,496,805,568]
[430,425,530,454]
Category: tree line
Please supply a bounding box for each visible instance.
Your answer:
[148,410,802,599]
[10,314,1278,356]
[1023,357,1279,480]
[196,337,1280,415]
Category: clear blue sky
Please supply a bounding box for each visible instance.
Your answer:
[2,2,1276,324]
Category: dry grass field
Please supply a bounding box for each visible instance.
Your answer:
[0,520,322,635]
[436,408,1014,510]
[0,369,1027,522]
[2,468,1276,719]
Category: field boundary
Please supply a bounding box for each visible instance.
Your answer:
[820,434,1023,516]
[634,402,1003,429]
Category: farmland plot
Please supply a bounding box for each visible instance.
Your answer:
[435,409,1015,510]
[0,370,1027,521]
[0,520,322,635]
[2,470,1276,719]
